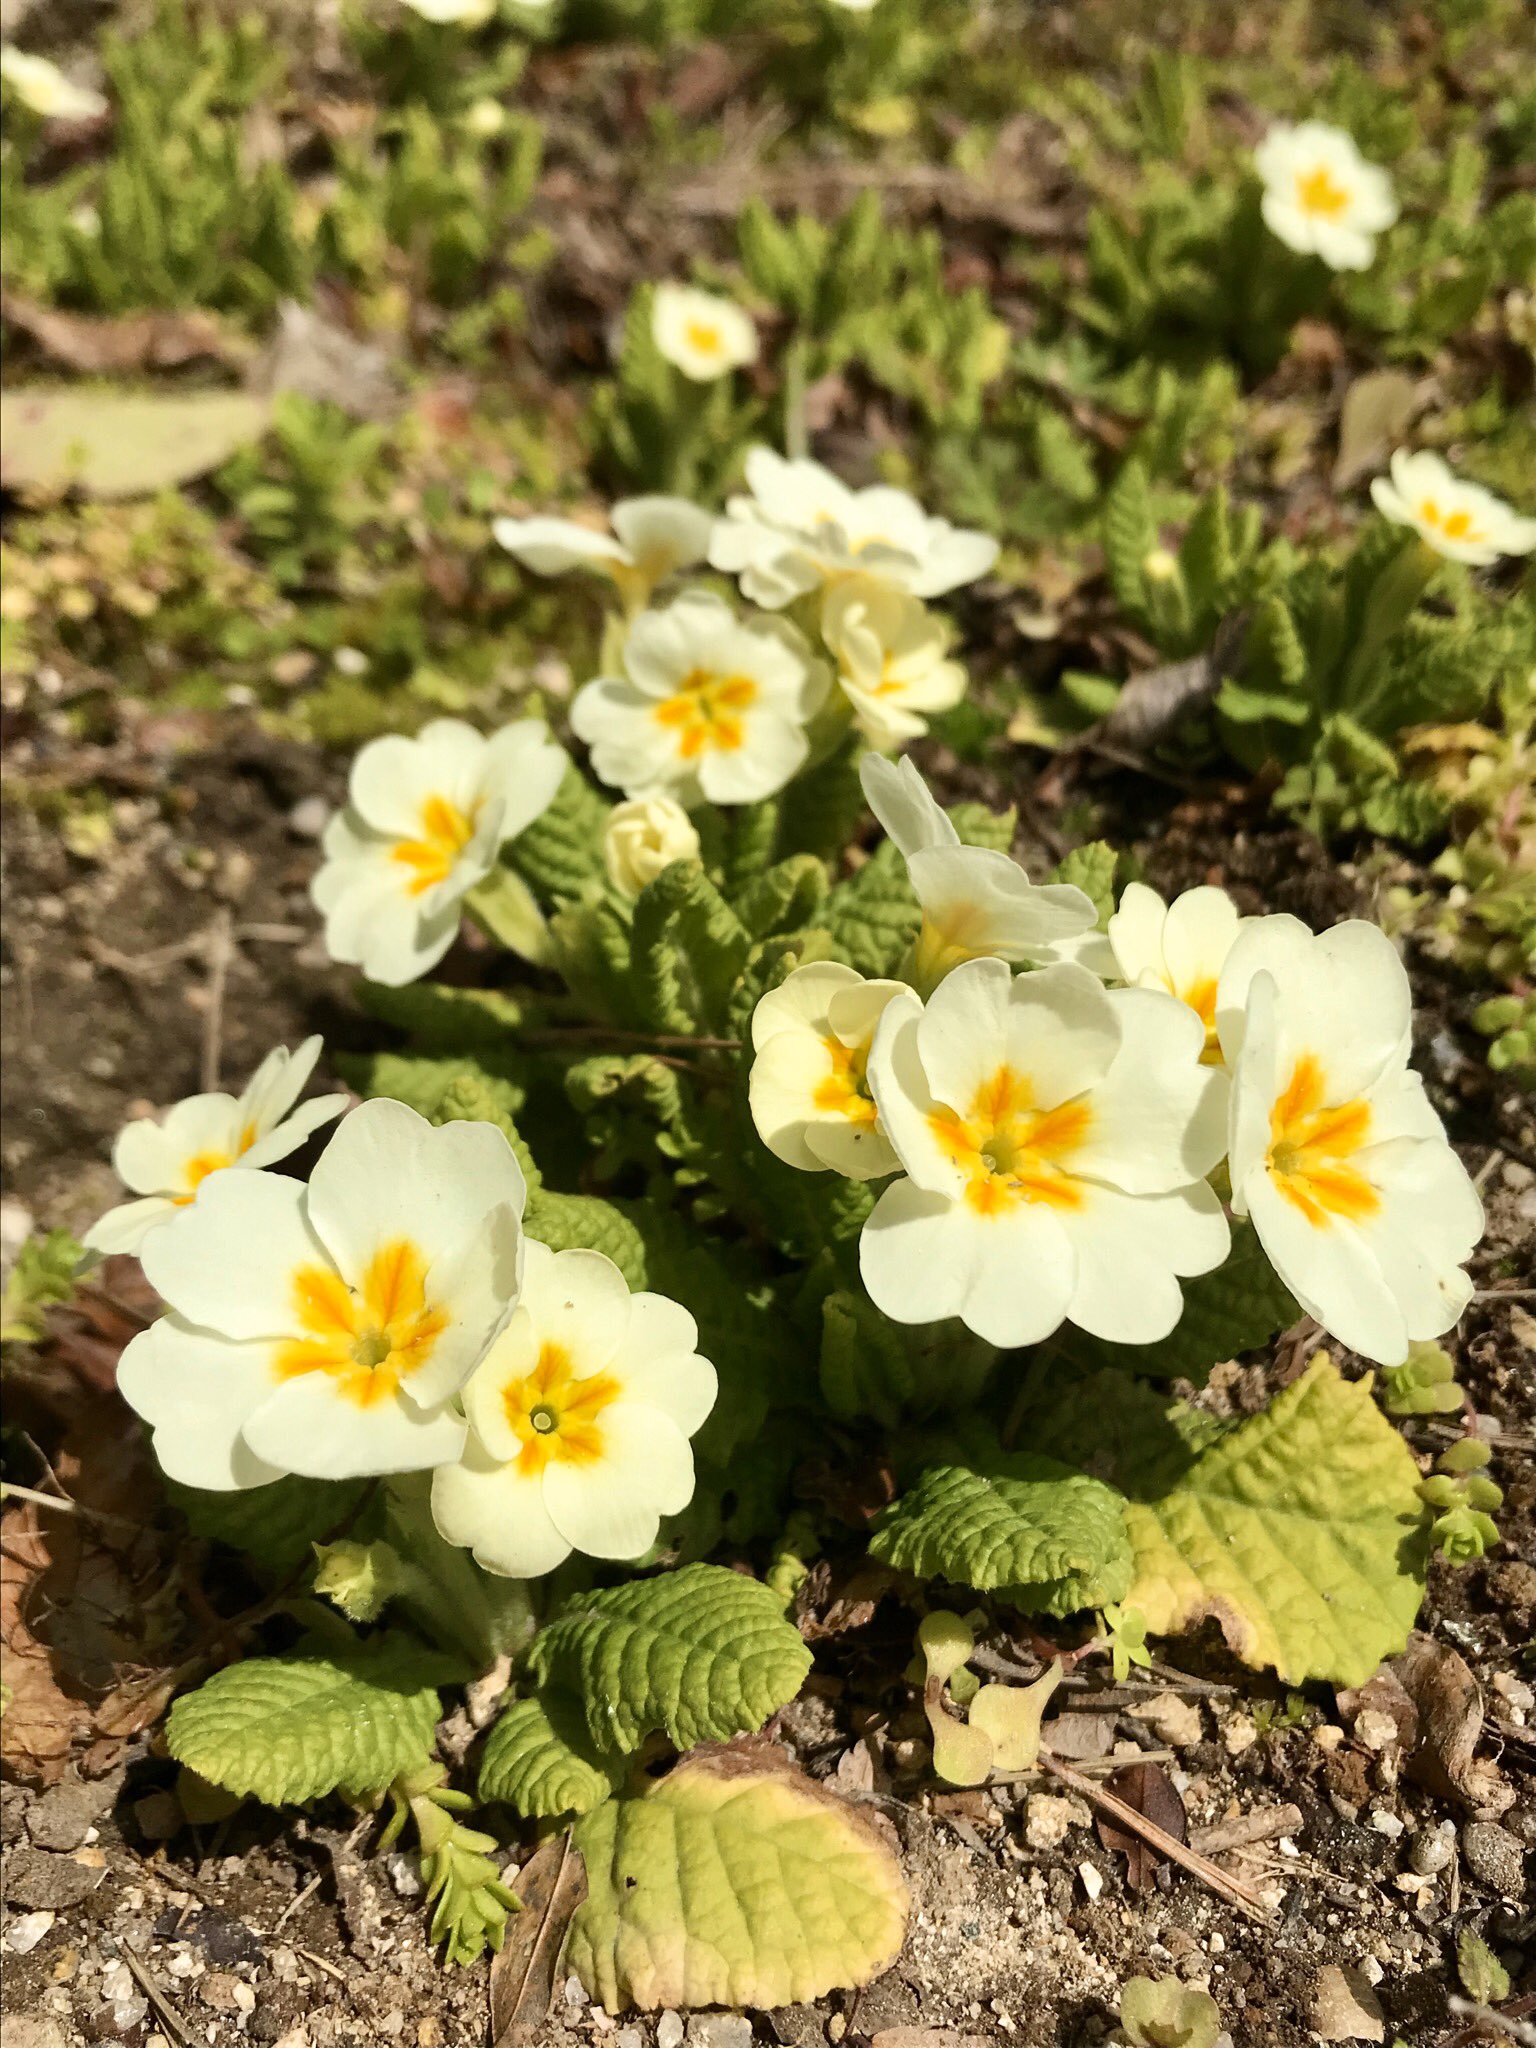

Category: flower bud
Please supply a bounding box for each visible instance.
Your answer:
[602,795,701,896]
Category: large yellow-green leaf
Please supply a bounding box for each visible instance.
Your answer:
[567,1751,909,2012]
[1,386,269,499]
[1123,1356,1428,1687]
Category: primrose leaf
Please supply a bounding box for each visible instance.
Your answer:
[566,1751,909,2012]
[1122,1355,1429,1686]
[509,762,613,903]
[523,1190,647,1289]
[1,1229,84,1345]
[340,1050,526,1126]
[820,1291,997,1426]
[1118,1973,1222,2048]
[168,1475,371,1577]
[477,1692,624,1820]
[1,386,270,499]
[1048,842,1118,928]
[947,801,1017,854]
[630,860,751,1035]
[165,1639,449,1806]
[822,839,920,977]
[529,1565,812,1756]
[1058,1220,1299,1383]
[870,1452,1133,1617]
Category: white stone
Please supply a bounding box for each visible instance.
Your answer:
[4,1911,55,1955]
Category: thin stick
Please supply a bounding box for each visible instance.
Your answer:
[0,1480,145,1531]
[201,906,234,1092]
[1038,1749,1272,1923]
[121,1951,196,2047]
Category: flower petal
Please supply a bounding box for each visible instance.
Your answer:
[140,1170,322,1340]
[541,1403,694,1556]
[430,1449,573,1578]
[243,1375,467,1480]
[117,1316,284,1491]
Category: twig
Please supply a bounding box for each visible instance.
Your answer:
[121,1950,196,2047]
[295,1945,349,1985]
[1444,1995,1536,2047]
[201,906,235,1092]
[271,1815,372,1935]
[0,1480,146,1531]
[1189,1803,1303,1856]
[1037,1749,1272,1922]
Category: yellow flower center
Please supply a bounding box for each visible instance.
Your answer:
[927,1064,1092,1216]
[1295,165,1351,218]
[1415,497,1477,542]
[274,1241,447,1408]
[501,1342,620,1476]
[174,1121,260,1204]
[392,793,481,898]
[654,668,758,760]
[1178,976,1223,1064]
[1266,1052,1378,1225]
[813,1035,879,1128]
[684,319,724,357]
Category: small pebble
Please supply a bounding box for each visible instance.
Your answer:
[1462,1821,1527,1898]
[687,2016,752,2048]
[5,1911,56,1955]
[1077,1860,1103,1902]
[563,1975,590,2008]
[1410,1821,1455,1876]
[385,1852,422,1899]
[656,2014,684,2048]
[287,795,332,841]
[1368,1808,1405,1840]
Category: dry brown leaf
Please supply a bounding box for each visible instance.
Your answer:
[1,291,253,374]
[1392,1633,1512,1816]
[489,1831,588,2048]
[1095,1761,1187,1890]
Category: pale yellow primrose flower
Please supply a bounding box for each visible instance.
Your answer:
[603,794,701,896]
[571,590,827,806]
[313,717,566,987]
[1217,917,1483,1368]
[0,46,107,120]
[117,1100,526,1490]
[83,1038,347,1261]
[431,1242,717,1577]
[1106,882,1251,1065]
[822,580,967,750]
[493,495,712,612]
[749,963,907,1179]
[860,958,1230,1349]
[399,0,495,23]
[710,447,999,610]
[860,754,1097,991]
[1370,450,1536,568]
[1254,121,1397,272]
[651,283,759,383]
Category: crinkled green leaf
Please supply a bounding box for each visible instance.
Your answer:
[168,1475,369,1577]
[509,762,613,902]
[166,1638,449,1806]
[823,839,920,977]
[1118,1974,1222,2048]
[871,1451,1132,1618]
[1122,1356,1429,1686]
[1104,458,1156,614]
[820,1290,995,1427]
[947,801,1017,854]
[1048,842,1118,928]
[548,895,640,1026]
[1058,1220,1298,1383]
[524,1190,647,1289]
[339,1050,526,1127]
[734,854,829,940]
[355,980,528,1053]
[530,1565,812,1756]
[567,1751,908,2012]
[477,1692,624,1819]
[2,1229,84,1345]
[631,860,750,1035]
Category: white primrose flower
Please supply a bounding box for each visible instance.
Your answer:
[0,47,108,120]
[82,1038,347,1260]
[860,754,1097,991]
[709,447,999,610]
[1216,917,1483,1368]
[749,963,908,1179]
[1254,122,1398,272]
[431,1242,717,1576]
[570,589,828,805]
[1369,450,1536,568]
[822,580,967,750]
[313,717,567,986]
[1106,882,1250,1064]
[117,1099,526,1491]
[400,0,495,23]
[493,495,713,611]
[651,283,759,383]
[860,957,1230,1349]
[603,794,702,896]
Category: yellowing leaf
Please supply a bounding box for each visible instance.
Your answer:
[1123,1357,1428,1687]
[1,386,270,500]
[567,1750,909,2012]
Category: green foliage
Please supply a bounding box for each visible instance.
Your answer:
[395,1761,520,1968]
[1116,1974,1221,2048]
[1380,1341,1464,1417]
[1456,1926,1511,2005]
[567,1752,908,2013]
[630,861,752,1035]
[1047,842,1118,928]
[216,398,388,589]
[166,1637,450,1805]
[1419,1437,1503,1561]
[820,1290,996,1427]
[509,763,614,902]
[477,1692,626,1818]
[528,1564,813,1756]
[871,1450,1133,1617]
[1,1230,83,1346]
[169,1475,370,1577]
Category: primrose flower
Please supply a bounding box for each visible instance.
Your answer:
[431,1243,717,1576]
[861,754,1097,991]
[82,1038,347,1260]
[749,964,908,1179]
[1217,917,1483,1367]
[860,958,1230,1348]
[709,447,999,610]
[399,0,495,23]
[1106,882,1250,1064]
[651,284,759,383]
[117,1100,526,1490]
[1254,122,1397,272]
[1369,451,1536,568]
[313,717,566,986]
[570,590,827,805]
[603,794,701,896]
[822,581,967,750]
[0,47,107,120]
[493,495,712,611]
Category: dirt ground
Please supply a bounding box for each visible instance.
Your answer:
[3,729,1532,2048]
